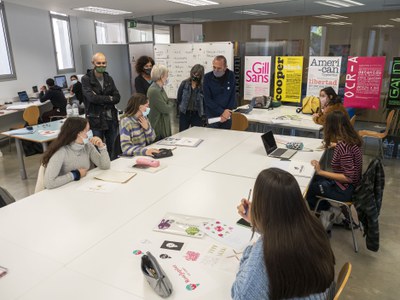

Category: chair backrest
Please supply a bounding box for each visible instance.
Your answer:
[383,110,395,136]
[113,134,122,159]
[34,164,46,193]
[23,106,40,126]
[350,115,356,127]
[334,262,352,300]
[231,112,249,131]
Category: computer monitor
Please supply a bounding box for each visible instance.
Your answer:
[18,91,30,102]
[54,75,68,89]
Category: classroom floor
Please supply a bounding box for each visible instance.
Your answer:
[0,120,399,300]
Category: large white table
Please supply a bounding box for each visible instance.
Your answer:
[0,127,324,300]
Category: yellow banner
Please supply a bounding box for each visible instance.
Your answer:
[274,56,303,103]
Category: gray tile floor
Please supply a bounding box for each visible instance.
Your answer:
[0,120,399,300]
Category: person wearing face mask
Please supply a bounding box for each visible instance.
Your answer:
[313,86,349,125]
[41,117,110,189]
[120,93,159,156]
[39,78,67,123]
[135,56,155,95]
[82,52,121,160]
[177,64,206,131]
[203,55,236,129]
[69,75,84,105]
[147,64,174,140]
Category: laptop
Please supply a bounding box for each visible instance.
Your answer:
[261,131,297,159]
[18,91,29,102]
[234,98,256,114]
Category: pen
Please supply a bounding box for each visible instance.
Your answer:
[244,189,252,215]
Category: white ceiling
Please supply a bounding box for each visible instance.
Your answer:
[4,0,400,22]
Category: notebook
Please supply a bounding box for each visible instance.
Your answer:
[261,131,297,159]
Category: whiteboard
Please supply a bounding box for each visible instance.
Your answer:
[154,42,234,98]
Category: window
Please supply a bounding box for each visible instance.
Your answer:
[95,21,126,44]
[50,12,75,73]
[127,22,170,44]
[0,0,15,79]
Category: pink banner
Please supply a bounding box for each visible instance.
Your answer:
[344,56,385,109]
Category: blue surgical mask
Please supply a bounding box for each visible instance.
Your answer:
[213,70,225,78]
[81,130,93,145]
[143,107,150,117]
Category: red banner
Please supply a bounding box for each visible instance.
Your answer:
[344,56,385,110]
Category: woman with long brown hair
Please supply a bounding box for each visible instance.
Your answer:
[307,110,363,211]
[233,168,335,300]
[313,86,349,125]
[42,117,110,189]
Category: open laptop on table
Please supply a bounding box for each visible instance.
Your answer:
[234,98,256,114]
[261,131,297,159]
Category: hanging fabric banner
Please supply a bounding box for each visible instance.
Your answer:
[387,57,400,109]
[344,56,386,109]
[274,56,303,103]
[244,56,271,100]
[307,56,342,97]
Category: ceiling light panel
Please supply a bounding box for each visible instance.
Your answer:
[326,21,352,25]
[74,6,132,15]
[373,24,395,28]
[314,14,348,19]
[234,9,276,16]
[315,0,364,8]
[390,18,400,22]
[258,19,289,23]
[167,0,219,6]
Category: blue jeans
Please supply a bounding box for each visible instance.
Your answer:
[207,119,232,129]
[307,175,355,211]
[179,111,204,132]
[92,120,118,160]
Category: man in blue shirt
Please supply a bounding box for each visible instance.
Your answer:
[203,55,236,129]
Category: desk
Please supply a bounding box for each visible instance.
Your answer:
[1,120,64,179]
[244,105,322,137]
[0,127,325,299]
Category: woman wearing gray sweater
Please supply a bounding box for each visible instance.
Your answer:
[42,117,110,189]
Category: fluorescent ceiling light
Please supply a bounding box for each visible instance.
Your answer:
[315,1,342,8]
[326,21,352,25]
[258,19,289,23]
[163,17,211,23]
[373,24,395,28]
[167,0,219,6]
[314,14,348,19]
[234,9,276,16]
[74,6,132,15]
[315,0,364,8]
[390,18,400,22]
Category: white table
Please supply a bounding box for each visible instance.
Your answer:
[0,127,325,299]
[244,105,323,137]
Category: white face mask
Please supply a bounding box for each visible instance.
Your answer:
[80,130,93,144]
[71,80,78,85]
[142,107,150,117]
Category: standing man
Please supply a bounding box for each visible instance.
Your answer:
[203,55,236,129]
[82,52,120,159]
[39,78,67,123]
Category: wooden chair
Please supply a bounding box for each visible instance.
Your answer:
[9,106,41,150]
[350,115,356,127]
[358,110,395,158]
[231,112,248,131]
[334,262,352,300]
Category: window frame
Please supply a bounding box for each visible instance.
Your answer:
[125,19,172,44]
[0,1,16,81]
[49,12,75,74]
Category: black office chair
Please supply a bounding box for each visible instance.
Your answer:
[113,134,122,159]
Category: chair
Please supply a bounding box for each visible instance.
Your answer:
[358,110,395,158]
[334,262,352,300]
[350,115,356,127]
[231,112,248,131]
[9,106,41,151]
[34,165,46,193]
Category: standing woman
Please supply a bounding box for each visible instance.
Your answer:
[147,64,174,140]
[307,110,363,211]
[233,168,335,300]
[135,56,155,95]
[313,86,349,125]
[120,93,159,157]
[42,117,110,189]
[69,75,84,105]
[177,64,205,131]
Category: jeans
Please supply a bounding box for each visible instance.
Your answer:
[207,119,232,130]
[307,175,355,211]
[179,111,204,132]
[92,120,118,160]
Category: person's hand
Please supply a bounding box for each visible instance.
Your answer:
[138,116,149,130]
[40,86,46,92]
[90,136,105,148]
[312,113,319,117]
[328,142,337,148]
[78,168,88,177]
[146,148,160,156]
[237,198,252,224]
[311,160,321,173]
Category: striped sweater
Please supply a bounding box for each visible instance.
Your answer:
[120,116,156,156]
[331,141,363,190]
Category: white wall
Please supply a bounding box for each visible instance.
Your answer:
[0,2,95,102]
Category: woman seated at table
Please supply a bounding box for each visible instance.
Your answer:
[42,117,110,189]
[313,86,349,125]
[120,93,159,157]
[307,110,363,211]
[233,168,335,300]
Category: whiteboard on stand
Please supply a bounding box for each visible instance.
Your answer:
[154,42,234,98]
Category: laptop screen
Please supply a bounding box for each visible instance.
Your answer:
[18,91,29,102]
[261,131,277,155]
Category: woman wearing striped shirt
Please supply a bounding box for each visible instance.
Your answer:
[307,110,363,211]
[120,94,159,157]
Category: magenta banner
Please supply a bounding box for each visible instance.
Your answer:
[344,56,386,110]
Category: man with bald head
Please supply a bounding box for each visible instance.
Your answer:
[82,52,120,160]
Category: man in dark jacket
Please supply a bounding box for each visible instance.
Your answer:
[82,52,120,159]
[203,55,236,129]
[39,78,67,122]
